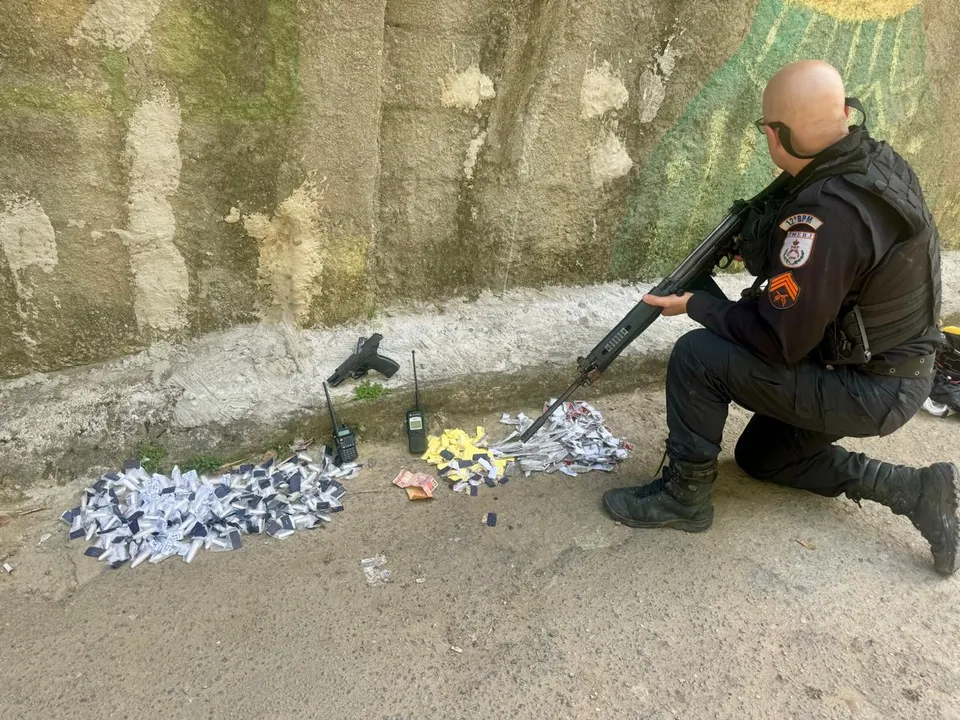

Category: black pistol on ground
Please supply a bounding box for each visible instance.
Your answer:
[327,333,400,387]
[406,350,427,454]
[323,381,358,464]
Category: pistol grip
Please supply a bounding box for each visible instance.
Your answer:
[373,356,400,379]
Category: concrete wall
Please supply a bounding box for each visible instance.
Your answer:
[2,0,959,379]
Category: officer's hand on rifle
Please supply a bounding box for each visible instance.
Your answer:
[642,292,693,317]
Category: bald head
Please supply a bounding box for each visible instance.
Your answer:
[761,61,850,168]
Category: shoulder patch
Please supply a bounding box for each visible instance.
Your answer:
[779,230,816,268]
[768,271,800,310]
[779,213,824,231]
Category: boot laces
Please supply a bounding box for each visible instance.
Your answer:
[632,450,671,499]
[632,476,668,499]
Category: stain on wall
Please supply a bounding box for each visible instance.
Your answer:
[637,31,682,124]
[115,90,189,336]
[463,131,487,180]
[0,196,59,358]
[589,128,635,189]
[580,61,629,120]
[241,180,326,327]
[151,0,300,122]
[0,196,59,287]
[70,0,168,51]
[440,64,497,111]
[581,61,634,188]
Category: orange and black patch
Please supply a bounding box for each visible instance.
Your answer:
[768,271,800,309]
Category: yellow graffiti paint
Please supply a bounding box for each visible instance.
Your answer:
[664,156,690,189]
[760,4,789,60]
[843,22,862,78]
[868,20,886,77]
[795,13,818,56]
[679,109,729,247]
[904,137,924,156]
[824,16,841,55]
[890,14,904,83]
[736,127,758,175]
[903,77,923,121]
[787,0,918,22]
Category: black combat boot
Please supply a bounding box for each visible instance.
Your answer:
[845,459,960,576]
[601,458,717,532]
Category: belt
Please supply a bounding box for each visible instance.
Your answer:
[863,353,936,378]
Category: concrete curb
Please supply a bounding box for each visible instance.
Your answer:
[1,251,958,485]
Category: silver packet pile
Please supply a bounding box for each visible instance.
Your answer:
[61,452,356,569]
[492,400,632,476]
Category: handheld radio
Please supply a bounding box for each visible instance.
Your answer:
[323,381,358,464]
[406,351,427,454]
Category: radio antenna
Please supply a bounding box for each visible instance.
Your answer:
[412,351,421,411]
[323,381,339,430]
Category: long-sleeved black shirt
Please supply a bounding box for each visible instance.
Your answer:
[687,178,941,366]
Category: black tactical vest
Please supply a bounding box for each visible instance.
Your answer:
[741,125,941,366]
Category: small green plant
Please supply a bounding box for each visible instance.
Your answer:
[180,454,225,476]
[266,436,302,459]
[353,380,387,402]
[137,442,168,474]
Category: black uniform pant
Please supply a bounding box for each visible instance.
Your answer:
[665,329,934,497]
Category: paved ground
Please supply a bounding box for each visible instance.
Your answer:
[1,387,959,720]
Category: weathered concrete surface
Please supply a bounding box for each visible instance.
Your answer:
[1,253,958,490]
[1,389,959,719]
[1,0,959,379]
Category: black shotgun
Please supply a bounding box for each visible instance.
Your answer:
[519,173,791,442]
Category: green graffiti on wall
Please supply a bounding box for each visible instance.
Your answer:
[611,0,935,280]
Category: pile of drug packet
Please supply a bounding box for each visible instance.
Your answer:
[420,400,632,494]
[61,452,354,569]
[420,427,512,496]
[494,400,632,476]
